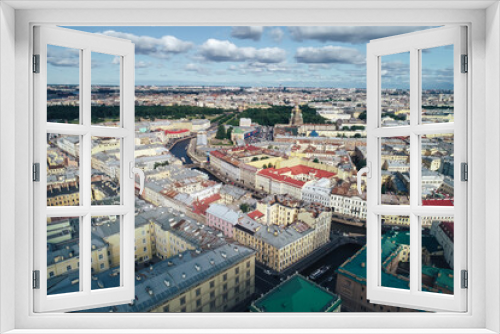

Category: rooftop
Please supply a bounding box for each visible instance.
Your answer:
[250,274,341,312]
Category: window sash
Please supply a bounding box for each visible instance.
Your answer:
[33,25,136,313]
[366,26,468,312]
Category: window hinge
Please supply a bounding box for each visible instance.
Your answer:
[33,163,40,182]
[461,54,468,73]
[461,270,468,289]
[461,162,468,181]
[33,270,40,289]
[33,54,40,73]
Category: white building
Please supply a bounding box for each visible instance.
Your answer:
[302,178,333,207]
[330,190,367,219]
[430,221,454,269]
[240,118,252,127]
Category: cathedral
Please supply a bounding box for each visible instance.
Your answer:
[289,105,304,125]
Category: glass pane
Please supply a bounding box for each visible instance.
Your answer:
[91,216,121,290]
[380,52,410,127]
[421,218,454,295]
[47,45,80,124]
[91,136,121,205]
[421,133,454,205]
[381,136,410,204]
[421,45,454,124]
[381,216,410,289]
[47,216,80,295]
[91,52,120,126]
[47,133,80,207]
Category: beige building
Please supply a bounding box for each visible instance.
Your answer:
[79,244,256,313]
[234,196,332,272]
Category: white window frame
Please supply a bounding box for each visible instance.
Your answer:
[33,25,136,312]
[365,26,467,312]
[0,1,498,333]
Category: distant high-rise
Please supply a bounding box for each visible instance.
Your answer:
[289,105,304,125]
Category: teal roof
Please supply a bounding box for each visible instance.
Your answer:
[251,275,341,312]
[338,230,453,293]
[423,266,454,293]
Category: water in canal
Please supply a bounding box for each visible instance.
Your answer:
[169,138,218,181]
[169,138,193,164]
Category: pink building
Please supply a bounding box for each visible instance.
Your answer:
[205,203,241,238]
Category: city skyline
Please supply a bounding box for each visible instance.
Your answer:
[46,26,453,89]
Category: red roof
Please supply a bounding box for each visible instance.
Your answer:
[257,165,335,188]
[210,150,225,159]
[192,193,221,215]
[165,129,189,134]
[422,199,454,206]
[247,210,264,220]
[258,168,305,188]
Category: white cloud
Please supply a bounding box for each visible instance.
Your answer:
[295,46,365,64]
[47,47,79,67]
[199,39,286,63]
[135,60,152,69]
[184,63,211,75]
[231,26,264,41]
[228,62,302,76]
[269,28,284,43]
[100,30,193,59]
[289,26,433,44]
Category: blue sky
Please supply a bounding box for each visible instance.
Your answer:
[46,26,453,89]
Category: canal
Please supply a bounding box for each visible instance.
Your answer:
[169,138,218,182]
[168,138,193,164]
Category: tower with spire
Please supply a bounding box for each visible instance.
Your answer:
[289,104,304,125]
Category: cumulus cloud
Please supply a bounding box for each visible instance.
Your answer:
[289,26,433,44]
[184,63,211,75]
[381,61,409,77]
[47,47,79,67]
[228,62,302,76]
[199,39,286,63]
[269,28,284,43]
[135,60,152,69]
[295,46,365,64]
[231,26,265,41]
[100,30,193,59]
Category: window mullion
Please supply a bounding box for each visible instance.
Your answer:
[409,47,420,295]
[81,48,92,294]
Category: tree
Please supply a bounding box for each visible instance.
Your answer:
[216,124,226,140]
[240,203,250,213]
[251,157,259,162]
[353,133,362,138]
[313,158,320,163]
[262,163,268,169]
[226,127,233,140]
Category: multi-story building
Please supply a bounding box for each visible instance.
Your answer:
[256,165,335,200]
[206,204,241,238]
[302,178,333,207]
[250,274,341,312]
[47,181,80,206]
[66,244,256,313]
[430,220,454,269]
[165,129,191,139]
[330,185,367,220]
[336,230,454,312]
[234,198,331,272]
[56,135,80,157]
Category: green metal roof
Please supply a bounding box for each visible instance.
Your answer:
[251,275,341,312]
[338,230,453,293]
